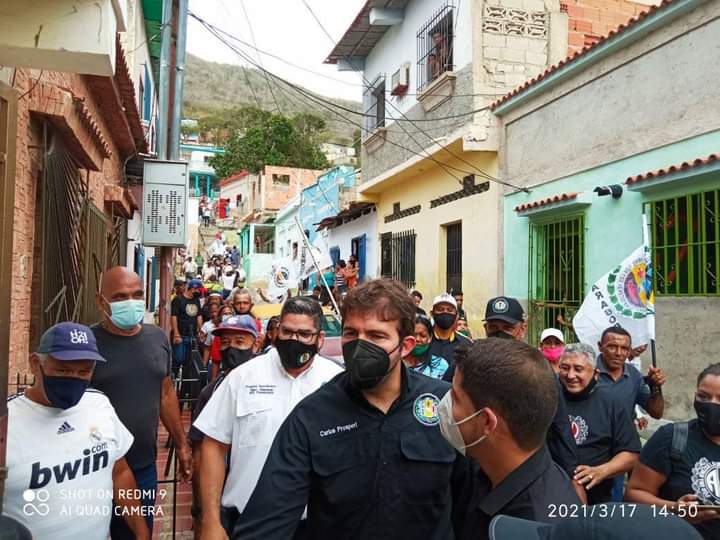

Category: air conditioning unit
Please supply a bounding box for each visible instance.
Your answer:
[391,63,410,96]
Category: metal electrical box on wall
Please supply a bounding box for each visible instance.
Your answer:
[142,159,188,247]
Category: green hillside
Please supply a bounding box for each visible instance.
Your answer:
[183,53,362,145]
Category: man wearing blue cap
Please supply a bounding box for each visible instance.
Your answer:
[3,322,149,540]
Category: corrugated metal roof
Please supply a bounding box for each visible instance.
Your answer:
[325,0,411,64]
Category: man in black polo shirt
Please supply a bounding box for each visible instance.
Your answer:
[558,343,641,504]
[234,279,467,539]
[447,296,579,488]
[448,338,580,540]
[171,278,203,374]
[431,293,472,382]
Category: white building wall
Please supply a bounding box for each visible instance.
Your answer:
[275,197,301,260]
[326,212,378,279]
[363,0,473,119]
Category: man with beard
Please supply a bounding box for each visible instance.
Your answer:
[193,298,342,536]
[234,280,468,539]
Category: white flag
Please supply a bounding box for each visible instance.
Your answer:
[298,233,333,281]
[573,243,655,350]
[268,258,296,299]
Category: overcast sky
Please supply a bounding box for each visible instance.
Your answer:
[187,0,366,102]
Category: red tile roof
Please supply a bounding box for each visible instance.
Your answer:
[514,192,579,212]
[491,0,678,110]
[626,153,719,185]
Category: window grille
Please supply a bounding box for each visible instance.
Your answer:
[646,187,720,296]
[446,223,462,293]
[528,216,585,344]
[417,2,454,92]
[381,230,416,288]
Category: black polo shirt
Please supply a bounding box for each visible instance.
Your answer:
[452,446,581,540]
[547,379,579,478]
[233,366,467,539]
[434,331,472,383]
[640,419,720,540]
[564,386,641,504]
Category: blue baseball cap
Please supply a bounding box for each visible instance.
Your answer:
[187,279,203,289]
[37,322,106,362]
[213,315,258,338]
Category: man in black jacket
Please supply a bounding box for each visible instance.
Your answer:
[233,279,468,539]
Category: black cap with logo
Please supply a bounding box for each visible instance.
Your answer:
[484,296,525,324]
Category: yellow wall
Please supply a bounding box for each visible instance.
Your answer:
[372,150,500,335]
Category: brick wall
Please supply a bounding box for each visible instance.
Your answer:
[261,166,323,212]
[8,67,128,384]
[562,0,649,53]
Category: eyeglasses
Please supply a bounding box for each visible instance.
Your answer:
[277,325,319,344]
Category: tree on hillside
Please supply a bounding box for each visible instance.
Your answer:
[209,107,329,177]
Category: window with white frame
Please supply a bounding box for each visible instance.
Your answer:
[363,76,386,134]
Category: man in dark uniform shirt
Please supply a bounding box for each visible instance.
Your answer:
[234,279,467,539]
[558,343,641,504]
[447,338,580,540]
[431,293,472,380]
[443,296,579,492]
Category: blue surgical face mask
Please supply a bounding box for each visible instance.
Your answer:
[109,299,145,329]
[39,365,90,410]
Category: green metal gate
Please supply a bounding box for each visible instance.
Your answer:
[528,215,585,345]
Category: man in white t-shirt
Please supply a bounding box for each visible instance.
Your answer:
[3,322,149,540]
[194,297,343,536]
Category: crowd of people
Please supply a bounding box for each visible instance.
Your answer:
[3,270,720,540]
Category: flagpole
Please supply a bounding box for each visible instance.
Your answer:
[294,216,341,319]
[642,213,658,368]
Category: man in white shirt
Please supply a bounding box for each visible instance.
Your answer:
[3,322,148,540]
[194,297,343,537]
[183,256,198,280]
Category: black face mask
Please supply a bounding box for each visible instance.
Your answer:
[434,313,456,331]
[276,338,317,370]
[221,347,254,372]
[193,292,201,298]
[343,339,400,390]
[694,400,720,437]
[563,376,598,401]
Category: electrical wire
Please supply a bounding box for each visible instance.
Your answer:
[195,17,492,182]
[238,0,282,114]
[297,0,529,192]
[196,20,472,179]
[188,11,494,123]
[215,0,262,109]
[18,70,44,101]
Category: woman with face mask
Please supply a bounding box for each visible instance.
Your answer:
[625,363,720,539]
[404,315,449,379]
[539,328,565,374]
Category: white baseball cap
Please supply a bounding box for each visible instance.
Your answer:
[432,293,457,310]
[540,328,564,344]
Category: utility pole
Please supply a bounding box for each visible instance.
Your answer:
[156,0,189,333]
